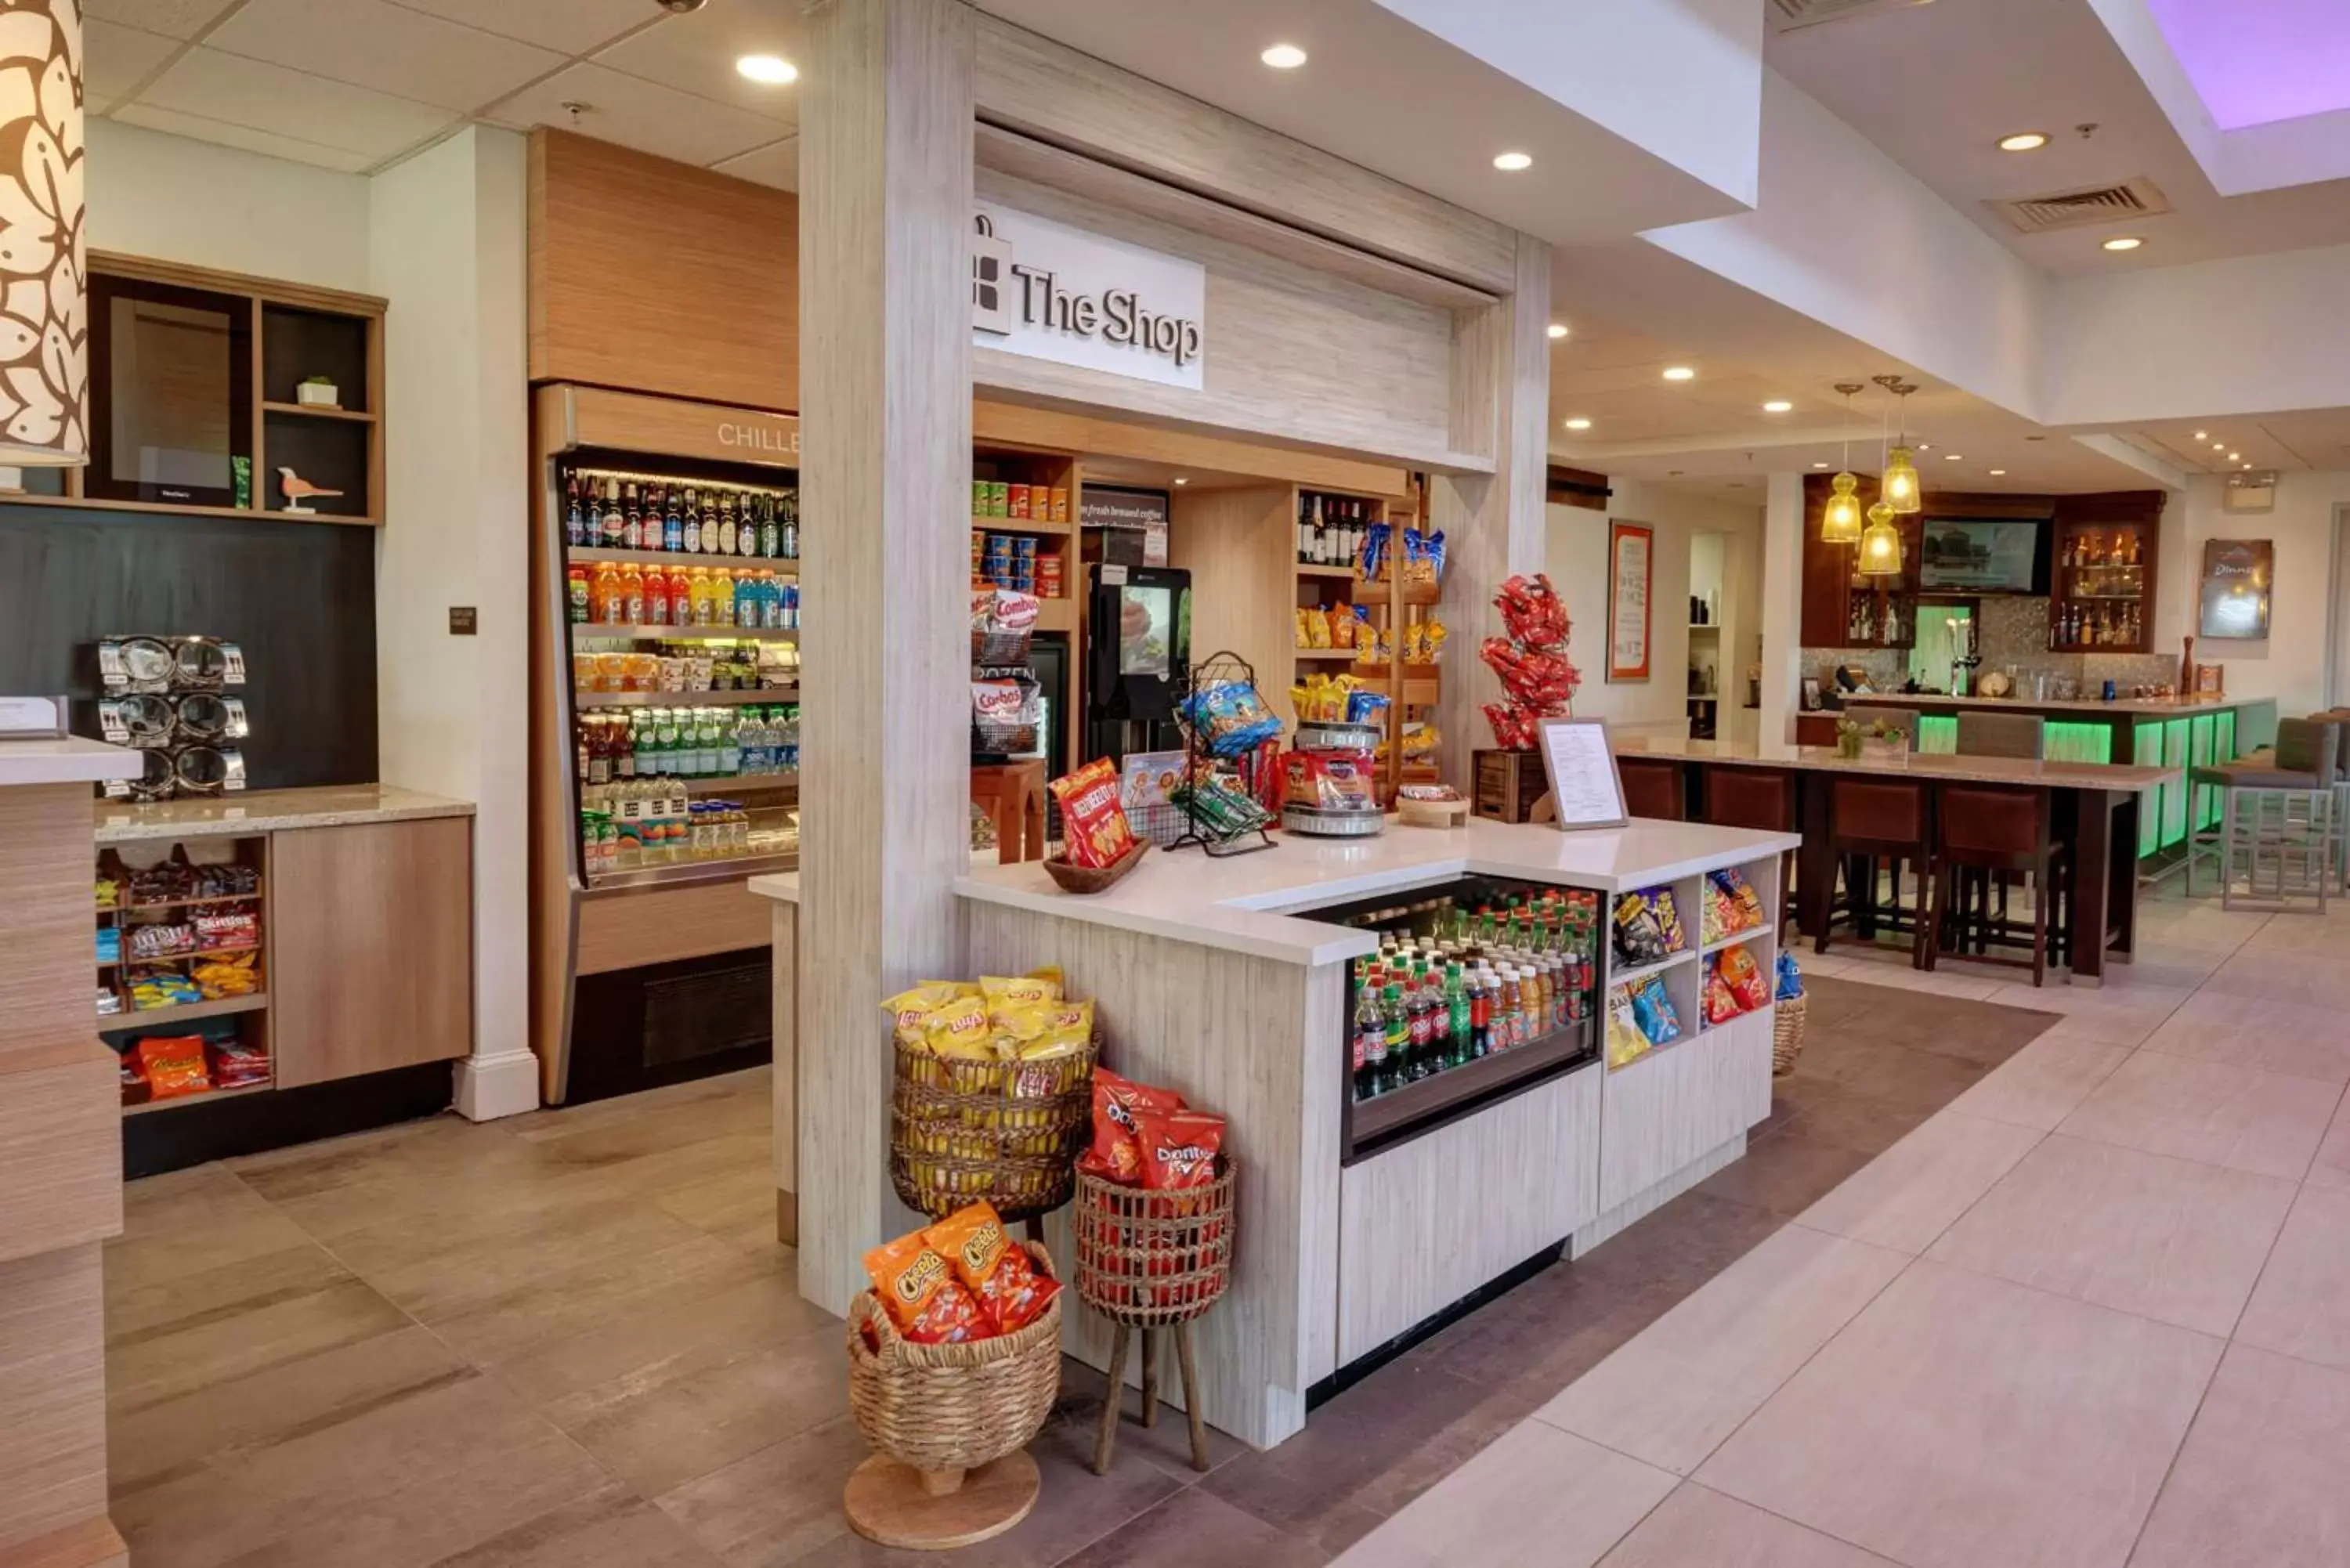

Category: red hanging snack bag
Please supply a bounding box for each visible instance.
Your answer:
[1078,1068,1185,1183]
[1134,1105,1225,1191]
[924,1201,1060,1333]
[862,1234,996,1344]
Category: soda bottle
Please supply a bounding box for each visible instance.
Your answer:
[1444,963,1469,1070]
[1353,979,1384,1101]
[1382,982,1408,1095]
[566,564,589,625]
[599,478,624,547]
[643,565,669,627]
[1469,968,1488,1058]
[663,486,685,554]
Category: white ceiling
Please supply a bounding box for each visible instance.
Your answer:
[1768,0,2350,275]
[85,0,804,182]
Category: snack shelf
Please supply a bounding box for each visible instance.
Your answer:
[1292,648,1359,661]
[1400,582,1441,607]
[970,513,1070,537]
[1610,948,1696,990]
[584,851,798,894]
[118,892,264,912]
[574,688,797,708]
[103,992,269,1028]
[1701,924,1772,957]
[571,545,796,571]
[1296,563,1361,581]
[124,942,262,963]
[573,623,798,642]
[123,1081,274,1117]
[680,771,798,796]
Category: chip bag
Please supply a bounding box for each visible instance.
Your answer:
[135,1035,211,1100]
[1630,974,1683,1046]
[1605,986,1648,1069]
[863,1234,995,1343]
[881,982,962,1047]
[1134,1105,1225,1191]
[924,1201,1061,1333]
[1050,757,1138,869]
[1719,944,1770,1013]
[981,973,1058,1015]
[1079,1068,1184,1183]
[924,994,996,1059]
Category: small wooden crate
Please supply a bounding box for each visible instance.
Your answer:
[1473,749,1547,824]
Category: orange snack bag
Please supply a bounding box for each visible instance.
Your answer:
[924,1201,1061,1333]
[135,1035,212,1100]
[1049,757,1137,869]
[1077,1068,1185,1184]
[1134,1105,1225,1191]
[863,1234,995,1343]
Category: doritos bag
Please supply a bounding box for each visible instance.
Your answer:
[924,1201,1060,1333]
[862,1234,995,1343]
[1078,1068,1184,1184]
[1134,1105,1225,1191]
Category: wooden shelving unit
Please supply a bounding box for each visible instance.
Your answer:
[98,835,275,1105]
[1289,478,1443,801]
[575,688,796,708]
[2048,511,2157,653]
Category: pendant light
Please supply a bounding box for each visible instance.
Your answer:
[1820,381,1865,543]
[1856,384,1904,576]
[1874,375,1922,515]
[0,2,86,467]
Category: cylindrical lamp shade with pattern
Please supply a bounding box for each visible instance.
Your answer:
[0,0,81,464]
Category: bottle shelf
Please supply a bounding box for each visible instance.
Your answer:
[569,545,797,571]
[573,623,798,642]
[575,688,797,708]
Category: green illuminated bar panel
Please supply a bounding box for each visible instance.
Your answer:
[2045,722,2113,765]
[1917,715,1958,754]
[2135,722,2165,858]
[2161,718,2191,849]
[2189,714,2218,833]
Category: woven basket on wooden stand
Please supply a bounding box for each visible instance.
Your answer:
[1772,993,1808,1076]
[889,1036,1097,1231]
[1072,1161,1236,1475]
[841,1241,1064,1550]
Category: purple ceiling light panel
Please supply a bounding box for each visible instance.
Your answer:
[2148,0,2350,129]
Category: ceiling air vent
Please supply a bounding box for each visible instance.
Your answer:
[1991,177,2171,234]
[1767,0,1936,32]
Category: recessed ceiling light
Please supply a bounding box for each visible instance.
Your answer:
[1945,453,1963,461]
[736,53,798,85]
[1918,443,1932,451]
[2212,441,2226,449]
[1260,42,1307,68]
[1661,366,1695,381]
[1998,131,2050,153]
[1546,323,1569,340]
[2241,462,2252,469]
[1989,468,2008,476]
[1813,461,1831,469]
[1173,475,1188,486]
[2103,236,2143,251]
[1762,399,1793,414]
[2229,451,2241,461]
[1492,150,1534,172]
[1563,417,1593,431]
[2193,430,2208,439]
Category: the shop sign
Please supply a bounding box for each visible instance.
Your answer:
[971,205,1206,391]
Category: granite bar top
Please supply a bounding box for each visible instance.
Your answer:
[0,735,140,788]
[96,784,475,843]
[1617,736,2175,791]
[951,818,1799,966]
[1831,692,2252,717]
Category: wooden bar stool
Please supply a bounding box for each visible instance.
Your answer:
[971,761,1047,863]
[1924,785,2065,986]
[1818,776,1932,965]
[1953,713,2049,958]
[1701,767,1799,936]
[1618,757,1687,822]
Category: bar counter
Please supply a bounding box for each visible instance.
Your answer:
[786,816,1795,1452]
[95,782,474,842]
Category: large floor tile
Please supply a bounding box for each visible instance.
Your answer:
[2201,948,2350,1010]
[2138,988,2350,1085]
[105,1274,414,1417]
[2234,1184,2350,1373]
[1598,1483,1898,1567]
[1943,1032,2132,1132]
[1535,1226,1907,1475]
[2306,1094,2350,1193]
[1059,1487,1327,1568]
[1793,1111,2042,1254]
[432,1482,721,1568]
[655,1415,870,1568]
[1923,1134,2294,1335]
[2129,1344,2350,1568]
[1694,1128,1875,1220]
[424,1230,780,1368]
[105,1165,320,1295]
[2056,1051,2341,1180]
[1694,1261,2221,1568]
[1979,981,2190,1042]
[1333,1421,1676,1568]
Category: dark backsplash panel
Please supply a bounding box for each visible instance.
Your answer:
[0,504,378,789]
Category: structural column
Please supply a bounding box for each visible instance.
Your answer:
[1759,471,1806,743]
[1434,233,1552,789]
[797,0,977,1316]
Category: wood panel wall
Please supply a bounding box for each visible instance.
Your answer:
[1169,486,1298,724]
[529,128,800,413]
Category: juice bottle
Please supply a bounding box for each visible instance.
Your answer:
[565,565,590,625]
[642,564,669,626]
[619,563,645,626]
[683,567,708,627]
[667,566,693,626]
[591,562,622,624]
[735,569,759,629]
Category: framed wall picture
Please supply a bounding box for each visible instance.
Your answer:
[1535,717,1628,831]
[1607,519,1653,682]
[2198,538,2272,640]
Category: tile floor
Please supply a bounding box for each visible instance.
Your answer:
[103,963,2050,1566]
[1339,883,2350,1568]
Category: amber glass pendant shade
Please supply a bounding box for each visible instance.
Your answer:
[1820,472,1863,543]
[1856,500,1904,576]
[1881,445,1922,515]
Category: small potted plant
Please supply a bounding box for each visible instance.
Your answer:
[295,374,342,410]
[1835,717,1911,761]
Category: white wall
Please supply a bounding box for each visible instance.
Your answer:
[87,119,371,289]
[1546,479,1764,739]
[2164,471,2350,717]
[368,126,534,1118]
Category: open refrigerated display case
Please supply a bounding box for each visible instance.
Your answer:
[530,385,801,1103]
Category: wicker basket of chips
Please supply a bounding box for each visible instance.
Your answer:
[1072,1161,1235,1329]
[890,1035,1098,1223]
[1772,992,1807,1076]
[848,1239,1065,1478]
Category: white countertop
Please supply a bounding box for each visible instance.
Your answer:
[96,784,475,842]
[0,735,140,788]
[953,818,1799,966]
[751,844,1007,908]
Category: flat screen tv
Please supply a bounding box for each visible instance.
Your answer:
[1917,518,2050,594]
